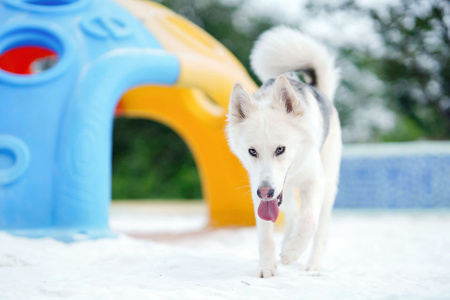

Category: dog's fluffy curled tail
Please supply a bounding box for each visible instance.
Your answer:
[250,26,339,101]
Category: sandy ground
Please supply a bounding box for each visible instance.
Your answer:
[1,202,449,299]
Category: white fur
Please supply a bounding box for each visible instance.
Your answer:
[226,27,342,278]
[250,26,340,101]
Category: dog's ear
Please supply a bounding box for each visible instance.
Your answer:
[228,82,256,123]
[273,75,304,116]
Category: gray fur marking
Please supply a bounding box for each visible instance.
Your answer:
[252,78,275,99]
[310,86,331,147]
[288,78,330,147]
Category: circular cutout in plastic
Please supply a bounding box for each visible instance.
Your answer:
[0,45,58,75]
[0,135,31,185]
[0,22,74,85]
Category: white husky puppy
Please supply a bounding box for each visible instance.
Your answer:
[226,26,342,278]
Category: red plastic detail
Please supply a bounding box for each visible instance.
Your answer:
[115,99,126,117]
[0,46,57,74]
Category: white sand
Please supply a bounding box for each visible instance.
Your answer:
[1,203,449,299]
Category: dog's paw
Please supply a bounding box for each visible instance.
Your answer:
[257,262,277,278]
[280,248,300,265]
[302,257,321,272]
[257,266,276,278]
[303,263,320,272]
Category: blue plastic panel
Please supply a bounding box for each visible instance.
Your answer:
[335,142,450,209]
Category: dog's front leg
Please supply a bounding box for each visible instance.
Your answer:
[256,218,276,278]
[280,177,324,266]
[280,186,299,251]
[254,197,276,278]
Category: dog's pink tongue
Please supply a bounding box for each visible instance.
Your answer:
[257,199,279,222]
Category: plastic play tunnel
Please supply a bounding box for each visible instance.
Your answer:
[0,0,259,242]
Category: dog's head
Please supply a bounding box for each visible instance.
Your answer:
[226,75,319,222]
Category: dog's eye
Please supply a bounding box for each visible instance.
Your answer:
[248,148,258,157]
[275,146,285,156]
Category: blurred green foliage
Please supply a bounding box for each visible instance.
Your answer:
[113,119,202,200]
[112,0,449,200]
[336,0,450,141]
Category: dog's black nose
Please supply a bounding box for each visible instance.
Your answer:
[257,186,274,199]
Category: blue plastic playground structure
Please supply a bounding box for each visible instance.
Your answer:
[0,0,178,241]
